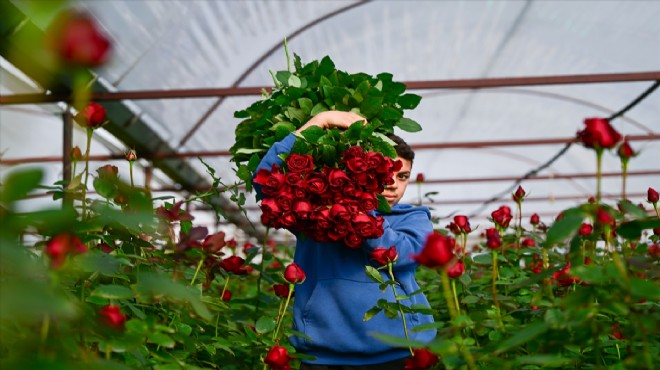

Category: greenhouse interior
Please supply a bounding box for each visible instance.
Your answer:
[1,1,659,369]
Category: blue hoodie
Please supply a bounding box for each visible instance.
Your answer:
[255,134,436,365]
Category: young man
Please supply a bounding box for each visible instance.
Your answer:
[256,111,436,369]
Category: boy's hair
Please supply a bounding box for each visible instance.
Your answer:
[388,134,415,164]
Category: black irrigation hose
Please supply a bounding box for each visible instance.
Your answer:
[467,80,660,218]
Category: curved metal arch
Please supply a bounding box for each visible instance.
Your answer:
[177,0,372,149]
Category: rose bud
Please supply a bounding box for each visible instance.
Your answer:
[222,290,232,302]
[617,140,635,160]
[81,102,107,128]
[453,215,471,233]
[370,246,399,266]
[70,146,83,161]
[413,232,455,268]
[45,9,111,67]
[521,238,535,247]
[99,242,114,254]
[596,208,615,227]
[512,185,526,203]
[99,304,126,331]
[446,260,465,278]
[485,228,502,249]
[648,187,659,204]
[273,283,291,298]
[579,223,593,236]
[284,263,306,284]
[576,117,622,150]
[610,324,624,340]
[45,234,87,269]
[264,345,291,370]
[587,196,596,203]
[96,164,118,180]
[530,213,540,225]
[416,173,425,183]
[219,256,249,275]
[649,244,660,258]
[126,149,137,162]
[405,348,439,370]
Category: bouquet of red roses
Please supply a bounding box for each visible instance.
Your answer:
[254,145,402,247]
[231,54,423,246]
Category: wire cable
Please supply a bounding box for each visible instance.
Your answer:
[467,80,660,218]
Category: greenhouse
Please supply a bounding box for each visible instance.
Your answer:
[1,1,659,369]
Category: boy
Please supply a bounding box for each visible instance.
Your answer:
[256,111,436,369]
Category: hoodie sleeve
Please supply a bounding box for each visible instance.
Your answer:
[253,133,297,199]
[363,208,433,271]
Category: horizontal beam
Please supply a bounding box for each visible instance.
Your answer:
[2,71,659,105]
[2,135,658,165]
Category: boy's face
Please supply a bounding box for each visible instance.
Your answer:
[382,157,412,206]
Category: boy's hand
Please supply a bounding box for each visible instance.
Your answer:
[296,111,366,133]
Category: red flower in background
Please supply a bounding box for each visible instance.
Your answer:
[447,215,471,235]
[610,324,624,340]
[45,9,111,67]
[264,345,291,370]
[45,233,87,269]
[648,187,659,203]
[156,201,194,223]
[512,185,526,203]
[413,232,455,268]
[219,256,249,275]
[81,102,107,128]
[552,262,580,287]
[576,117,622,150]
[405,348,439,369]
[99,304,126,331]
[491,206,512,229]
[617,139,635,160]
[370,246,399,266]
[530,213,540,225]
[222,290,232,302]
[70,146,83,161]
[446,260,465,278]
[485,228,502,249]
[416,173,425,183]
[284,263,306,284]
[596,208,615,227]
[579,223,593,236]
[273,283,291,298]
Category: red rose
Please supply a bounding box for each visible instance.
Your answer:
[416,173,425,183]
[275,191,294,211]
[45,9,111,67]
[327,223,349,241]
[254,165,286,196]
[286,153,314,173]
[413,232,455,268]
[530,213,540,225]
[99,304,126,331]
[648,187,659,203]
[353,213,377,238]
[446,260,465,278]
[292,200,312,220]
[219,256,249,275]
[405,348,439,370]
[617,140,635,160]
[273,283,291,298]
[98,242,114,254]
[579,223,593,236]
[342,146,365,160]
[284,263,306,284]
[344,233,364,248]
[552,262,580,286]
[485,228,502,249]
[304,172,328,195]
[125,149,137,162]
[365,152,389,173]
[370,246,398,266]
[521,238,535,247]
[345,155,368,173]
[329,204,351,223]
[576,117,622,149]
[96,164,118,180]
[326,168,351,189]
[453,215,471,233]
[70,146,83,161]
[610,324,624,340]
[357,192,378,213]
[280,211,297,228]
[203,231,227,254]
[648,244,659,258]
[82,102,107,128]
[491,206,512,229]
[596,208,615,227]
[222,290,232,302]
[264,345,291,370]
[284,172,303,187]
[512,185,526,203]
[310,208,331,230]
[45,233,87,269]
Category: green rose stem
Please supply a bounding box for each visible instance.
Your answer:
[605,226,628,282]
[386,262,413,356]
[620,157,629,200]
[451,279,461,315]
[491,251,504,331]
[440,269,476,370]
[129,160,135,187]
[595,149,603,203]
[189,257,205,286]
[220,276,231,300]
[81,127,93,218]
[40,314,50,343]
[516,202,523,250]
[272,283,294,342]
[254,228,270,320]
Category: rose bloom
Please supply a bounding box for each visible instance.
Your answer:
[491,206,512,229]
[254,165,286,196]
[326,168,352,189]
[530,213,540,225]
[99,305,126,331]
[596,208,615,227]
[219,256,249,275]
[45,233,87,269]
[405,348,439,370]
[79,102,107,128]
[285,153,314,173]
[512,185,526,203]
[304,172,328,195]
[579,223,593,236]
[453,215,471,233]
[273,283,291,298]
[264,345,291,370]
[648,187,659,203]
[485,228,502,249]
[284,263,306,284]
[125,149,137,162]
[353,213,377,238]
[45,9,111,67]
[413,232,455,268]
[576,117,622,149]
[552,262,580,287]
[370,246,398,266]
[96,164,118,180]
[446,260,465,278]
[222,290,232,302]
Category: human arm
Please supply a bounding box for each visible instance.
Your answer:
[363,209,433,272]
[295,110,366,133]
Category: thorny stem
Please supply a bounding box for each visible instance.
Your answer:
[273,283,294,342]
[254,228,270,321]
[220,276,231,300]
[595,149,603,203]
[451,279,461,315]
[621,160,628,200]
[491,251,504,331]
[129,160,135,187]
[388,263,413,356]
[190,257,205,286]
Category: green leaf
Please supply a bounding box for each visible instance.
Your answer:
[513,355,573,367]
[397,93,422,109]
[495,321,548,354]
[91,284,134,300]
[297,126,325,142]
[363,306,382,321]
[298,98,313,114]
[255,316,277,334]
[396,117,422,132]
[1,168,43,205]
[360,96,384,118]
[288,74,302,88]
[545,212,584,247]
[310,102,328,116]
[148,332,175,348]
[462,295,480,304]
[376,194,391,213]
[235,148,266,155]
[617,219,660,240]
[365,266,385,284]
[317,56,336,76]
[630,277,660,300]
[275,71,292,86]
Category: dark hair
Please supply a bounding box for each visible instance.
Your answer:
[387,134,415,163]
